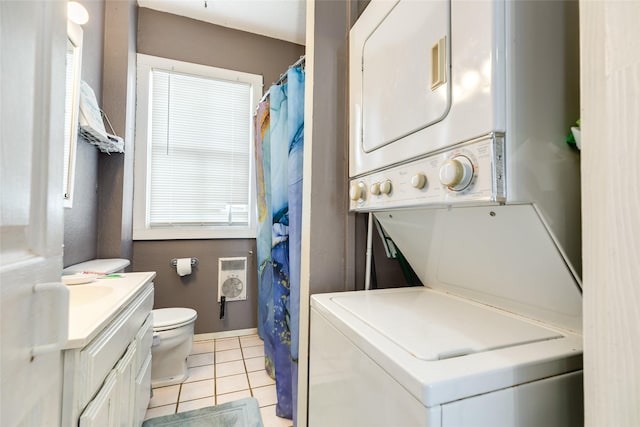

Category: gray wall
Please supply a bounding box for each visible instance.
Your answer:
[63,0,105,267]
[63,0,138,268]
[133,8,305,334]
[98,0,137,264]
[133,240,257,334]
[137,8,305,93]
[305,0,355,295]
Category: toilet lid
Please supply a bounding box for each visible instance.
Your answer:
[153,308,197,331]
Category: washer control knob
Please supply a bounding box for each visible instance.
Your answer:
[380,179,393,195]
[411,173,427,189]
[349,181,366,201]
[370,182,381,196]
[439,156,474,191]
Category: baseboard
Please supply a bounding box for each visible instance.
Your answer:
[194,328,258,341]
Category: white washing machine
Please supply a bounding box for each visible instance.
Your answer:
[310,288,582,427]
[309,204,583,427]
[309,0,583,425]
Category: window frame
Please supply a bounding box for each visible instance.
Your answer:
[133,54,262,240]
[63,21,83,208]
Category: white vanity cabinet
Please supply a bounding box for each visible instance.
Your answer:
[62,273,156,427]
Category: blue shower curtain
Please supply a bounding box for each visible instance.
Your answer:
[254,66,304,424]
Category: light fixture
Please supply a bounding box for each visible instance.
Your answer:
[67,1,89,25]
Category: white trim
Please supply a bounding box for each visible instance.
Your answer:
[193,328,258,341]
[133,54,262,240]
[63,21,83,208]
[297,2,314,426]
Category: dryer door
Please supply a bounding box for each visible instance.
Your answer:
[360,0,451,153]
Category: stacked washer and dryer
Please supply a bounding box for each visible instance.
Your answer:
[308,1,583,426]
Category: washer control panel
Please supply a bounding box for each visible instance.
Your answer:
[349,135,505,211]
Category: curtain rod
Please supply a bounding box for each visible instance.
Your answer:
[273,55,306,86]
[257,55,306,106]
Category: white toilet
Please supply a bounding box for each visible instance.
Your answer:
[62,258,131,276]
[63,258,198,388]
[150,307,197,387]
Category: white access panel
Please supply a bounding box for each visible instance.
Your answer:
[374,204,582,332]
[441,371,583,426]
[309,308,441,427]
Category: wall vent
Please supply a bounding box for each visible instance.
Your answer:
[217,257,247,302]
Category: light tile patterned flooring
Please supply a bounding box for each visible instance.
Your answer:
[144,333,292,427]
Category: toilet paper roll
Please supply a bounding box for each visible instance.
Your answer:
[176,258,192,277]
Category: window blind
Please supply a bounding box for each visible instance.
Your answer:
[149,69,251,227]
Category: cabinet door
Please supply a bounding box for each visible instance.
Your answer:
[134,352,153,426]
[134,314,153,373]
[115,342,137,426]
[79,371,119,427]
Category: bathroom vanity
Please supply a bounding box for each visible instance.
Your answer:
[61,272,155,426]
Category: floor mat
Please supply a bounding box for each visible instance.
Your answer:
[142,397,263,427]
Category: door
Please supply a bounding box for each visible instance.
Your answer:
[360,0,451,153]
[115,342,136,426]
[0,1,69,425]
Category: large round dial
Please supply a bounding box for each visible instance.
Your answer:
[349,181,366,201]
[439,156,474,191]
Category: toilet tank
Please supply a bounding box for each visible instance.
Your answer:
[63,258,131,275]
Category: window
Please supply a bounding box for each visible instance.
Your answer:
[134,54,262,239]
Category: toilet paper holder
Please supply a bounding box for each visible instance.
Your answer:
[170,258,199,268]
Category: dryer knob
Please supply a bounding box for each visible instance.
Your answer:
[370,182,381,196]
[349,181,366,201]
[411,173,427,189]
[380,180,393,195]
[439,156,474,191]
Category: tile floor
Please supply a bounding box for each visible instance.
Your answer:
[144,333,292,427]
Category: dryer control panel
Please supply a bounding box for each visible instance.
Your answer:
[349,134,505,211]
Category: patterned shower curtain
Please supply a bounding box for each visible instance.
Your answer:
[253,66,305,424]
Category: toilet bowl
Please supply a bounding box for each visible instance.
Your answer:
[151,307,198,388]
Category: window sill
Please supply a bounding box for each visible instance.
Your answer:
[133,227,256,240]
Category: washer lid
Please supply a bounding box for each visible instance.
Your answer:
[331,288,561,361]
[153,308,197,330]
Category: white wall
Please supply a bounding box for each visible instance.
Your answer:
[580,1,640,425]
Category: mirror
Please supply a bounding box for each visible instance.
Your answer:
[63,20,83,207]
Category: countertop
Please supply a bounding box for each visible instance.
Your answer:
[65,272,156,349]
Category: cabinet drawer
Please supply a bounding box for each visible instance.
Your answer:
[135,314,153,373]
[78,284,154,408]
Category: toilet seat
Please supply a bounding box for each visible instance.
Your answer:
[153,308,197,331]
